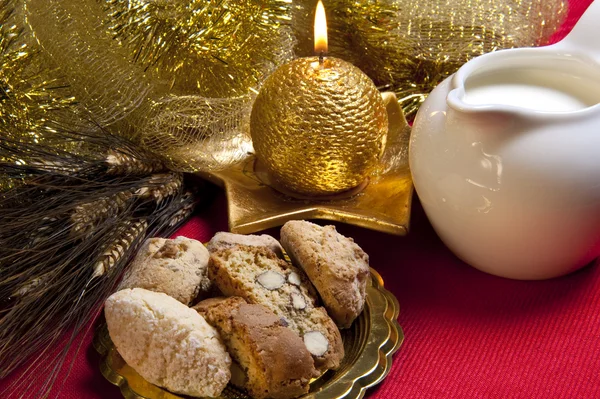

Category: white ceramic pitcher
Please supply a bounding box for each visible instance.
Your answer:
[409,1,600,279]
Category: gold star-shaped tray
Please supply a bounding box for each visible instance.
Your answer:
[198,92,413,236]
[93,268,403,399]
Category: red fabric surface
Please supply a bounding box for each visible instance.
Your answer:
[1,0,598,397]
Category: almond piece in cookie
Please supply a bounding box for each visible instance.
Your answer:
[256,270,286,290]
[280,221,370,329]
[207,231,284,258]
[194,297,318,399]
[303,331,329,357]
[209,245,344,371]
[119,236,210,305]
[104,288,230,398]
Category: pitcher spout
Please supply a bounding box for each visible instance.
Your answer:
[447,83,515,116]
[445,46,600,121]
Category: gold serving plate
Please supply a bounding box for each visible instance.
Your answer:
[197,92,413,236]
[94,268,403,399]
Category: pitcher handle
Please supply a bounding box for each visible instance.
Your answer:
[552,0,600,60]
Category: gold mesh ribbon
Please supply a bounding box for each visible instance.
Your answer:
[18,0,294,172]
[293,0,567,118]
[140,95,256,171]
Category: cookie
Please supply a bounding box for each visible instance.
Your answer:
[208,245,344,371]
[207,232,284,258]
[280,221,370,329]
[194,297,318,399]
[119,236,210,305]
[104,288,230,398]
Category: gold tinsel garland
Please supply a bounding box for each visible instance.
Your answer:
[0,1,78,147]
[20,0,295,172]
[103,0,293,97]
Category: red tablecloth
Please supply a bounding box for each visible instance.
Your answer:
[2,1,599,397]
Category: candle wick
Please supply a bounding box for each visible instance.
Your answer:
[319,51,325,65]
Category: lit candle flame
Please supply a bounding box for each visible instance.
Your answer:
[314,0,328,55]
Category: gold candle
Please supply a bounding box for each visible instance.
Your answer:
[250,0,388,196]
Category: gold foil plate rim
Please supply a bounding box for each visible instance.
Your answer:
[93,268,403,399]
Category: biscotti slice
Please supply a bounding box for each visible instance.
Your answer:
[281,221,370,329]
[209,245,344,371]
[119,236,210,305]
[207,231,284,258]
[194,296,318,399]
[104,288,230,398]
